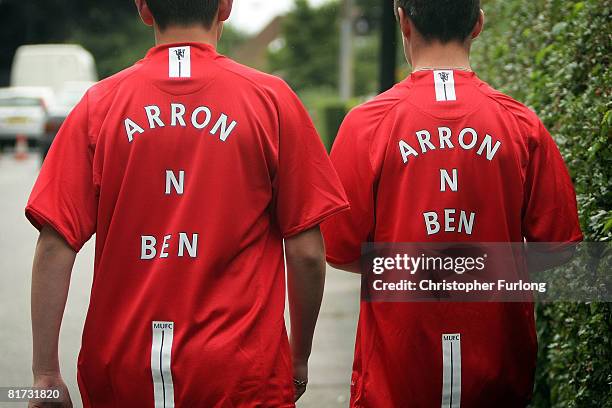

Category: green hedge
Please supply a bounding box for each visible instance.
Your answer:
[472,1,611,406]
[299,88,361,151]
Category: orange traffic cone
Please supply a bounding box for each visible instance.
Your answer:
[14,134,29,161]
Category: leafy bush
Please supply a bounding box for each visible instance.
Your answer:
[472,1,611,406]
[298,89,361,151]
[268,0,340,92]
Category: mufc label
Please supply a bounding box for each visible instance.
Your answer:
[441,333,461,408]
[151,321,175,408]
[434,70,457,102]
[169,46,191,78]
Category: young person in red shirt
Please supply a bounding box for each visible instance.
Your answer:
[321,1,582,407]
[27,1,348,407]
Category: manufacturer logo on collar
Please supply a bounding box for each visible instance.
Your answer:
[434,70,456,102]
[169,46,191,78]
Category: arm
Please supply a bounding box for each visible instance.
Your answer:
[320,109,377,271]
[30,225,75,408]
[522,119,583,264]
[285,226,326,401]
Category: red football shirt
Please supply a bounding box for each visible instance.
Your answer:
[322,70,582,407]
[26,42,348,408]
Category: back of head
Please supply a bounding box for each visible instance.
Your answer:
[145,0,220,30]
[395,0,481,43]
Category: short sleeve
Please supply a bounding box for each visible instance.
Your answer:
[273,85,349,238]
[25,93,98,251]
[321,110,376,264]
[522,120,583,243]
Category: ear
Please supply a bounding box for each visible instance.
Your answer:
[218,0,234,23]
[135,0,154,27]
[397,7,411,41]
[470,9,485,40]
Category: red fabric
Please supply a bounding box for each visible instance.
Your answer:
[322,70,582,407]
[26,42,348,408]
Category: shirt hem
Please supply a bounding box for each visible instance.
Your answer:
[326,253,360,266]
[25,205,83,252]
[283,204,350,238]
[525,233,585,250]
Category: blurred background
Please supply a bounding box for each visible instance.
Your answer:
[0,0,610,407]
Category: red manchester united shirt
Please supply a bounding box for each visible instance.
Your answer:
[26,42,348,408]
[322,70,582,408]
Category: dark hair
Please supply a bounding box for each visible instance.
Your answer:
[145,0,220,30]
[395,0,481,43]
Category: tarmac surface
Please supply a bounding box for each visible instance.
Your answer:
[0,151,361,408]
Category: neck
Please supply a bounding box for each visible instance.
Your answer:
[155,25,219,48]
[408,40,472,72]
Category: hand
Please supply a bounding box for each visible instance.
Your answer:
[293,359,308,402]
[29,373,73,408]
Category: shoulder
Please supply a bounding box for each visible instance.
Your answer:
[475,79,543,133]
[74,62,146,140]
[475,79,557,154]
[344,84,409,131]
[86,61,144,104]
[333,85,408,170]
[211,55,296,101]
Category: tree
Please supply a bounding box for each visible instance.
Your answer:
[218,25,248,58]
[0,0,149,82]
[268,0,382,96]
[0,0,248,82]
[268,0,340,92]
[472,1,611,406]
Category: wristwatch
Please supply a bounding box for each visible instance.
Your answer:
[293,378,308,388]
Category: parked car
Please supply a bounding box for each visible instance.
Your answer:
[40,81,95,160]
[11,44,97,93]
[0,87,54,150]
[9,44,97,160]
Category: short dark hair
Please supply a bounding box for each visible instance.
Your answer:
[145,0,220,30]
[396,0,481,43]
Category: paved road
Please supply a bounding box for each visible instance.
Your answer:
[0,152,360,408]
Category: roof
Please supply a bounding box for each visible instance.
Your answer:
[0,86,55,98]
[15,44,91,55]
[233,16,284,70]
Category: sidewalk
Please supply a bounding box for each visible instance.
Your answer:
[297,269,360,408]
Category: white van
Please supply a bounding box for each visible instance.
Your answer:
[10,44,98,93]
